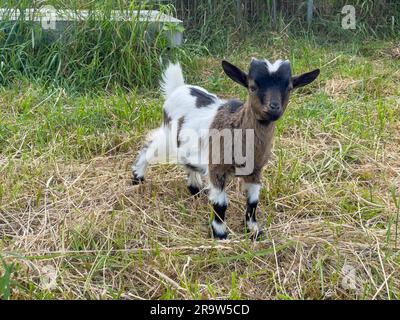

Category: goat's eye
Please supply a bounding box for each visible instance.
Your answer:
[250,86,257,92]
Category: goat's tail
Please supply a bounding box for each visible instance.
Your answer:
[160,62,185,99]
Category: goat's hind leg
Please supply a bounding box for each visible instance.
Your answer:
[132,127,171,185]
[184,165,204,196]
[131,141,150,185]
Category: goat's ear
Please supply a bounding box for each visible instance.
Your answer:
[292,69,320,89]
[222,60,248,88]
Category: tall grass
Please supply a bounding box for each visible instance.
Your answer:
[0,0,399,90]
[0,0,184,91]
[159,0,400,52]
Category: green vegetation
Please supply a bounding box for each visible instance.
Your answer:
[0,0,186,90]
[0,1,400,300]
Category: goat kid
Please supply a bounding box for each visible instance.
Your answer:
[132,58,320,240]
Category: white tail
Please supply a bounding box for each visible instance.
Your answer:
[160,63,185,99]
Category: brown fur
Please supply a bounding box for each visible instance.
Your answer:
[209,98,276,187]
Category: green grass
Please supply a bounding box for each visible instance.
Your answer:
[1,4,400,299]
[0,0,186,91]
[0,255,14,299]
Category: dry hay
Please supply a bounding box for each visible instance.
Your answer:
[1,132,399,299]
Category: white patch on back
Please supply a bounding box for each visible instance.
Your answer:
[162,85,224,169]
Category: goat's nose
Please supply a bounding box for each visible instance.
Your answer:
[269,102,279,110]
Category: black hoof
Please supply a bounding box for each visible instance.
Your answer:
[213,232,228,240]
[188,185,201,197]
[251,229,264,241]
[212,227,228,240]
[244,218,264,241]
[132,173,144,185]
[211,221,228,240]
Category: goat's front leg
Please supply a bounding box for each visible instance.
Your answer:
[209,185,228,240]
[208,172,228,239]
[243,180,262,239]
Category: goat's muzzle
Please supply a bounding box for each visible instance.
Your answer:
[263,107,283,122]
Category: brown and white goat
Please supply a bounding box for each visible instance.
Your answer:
[132,58,320,240]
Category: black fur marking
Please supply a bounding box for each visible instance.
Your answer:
[163,110,172,126]
[213,203,227,223]
[246,201,258,221]
[132,173,144,185]
[258,119,272,126]
[292,69,320,89]
[221,60,249,88]
[249,59,291,108]
[219,99,244,113]
[188,185,201,196]
[245,200,263,240]
[249,59,291,83]
[190,87,216,108]
[177,116,185,147]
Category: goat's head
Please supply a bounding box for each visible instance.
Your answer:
[222,58,320,122]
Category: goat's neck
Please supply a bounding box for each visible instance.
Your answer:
[239,100,275,135]
[234,100,275,167]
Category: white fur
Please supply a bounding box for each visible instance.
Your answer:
[160,63,185,98]
[246,218,259,232]
[133,63,225,179]
[132,148,148,177]
[243,183,261,204]
[209,187,228,206]
[212,220,227,235]
[186,170,203,189]
[165,85,221,169]
[264,59,289,73]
